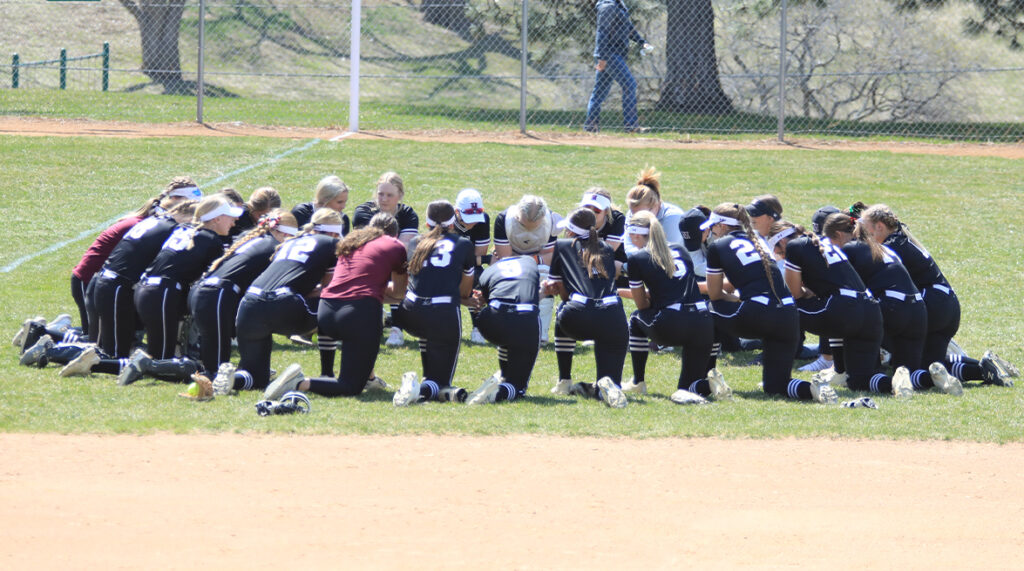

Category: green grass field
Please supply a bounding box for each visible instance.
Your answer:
[1,133,1021,440]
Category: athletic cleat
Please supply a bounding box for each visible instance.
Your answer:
[707,368,733,401]
[596,377,627,409]
[812,368,847,388]
[60,346,100,377]
[263,363,304,401]
[798,355,833,372]
[568,382,597,399]
[810,379,839,404]
[439,386,468,403]
[49,313,72,332]
[979,354,1013,387]
[117,349,152,386]
[12,316,44,348]
[550,378,573,395]
[828,372,849,389]
[212,362,237,396]
[469,328,487,345]
[946,339,967,358]
[879,348,892,367]
[928,362,963,396]
[392,371,421,407]
[983,350,1019,379]
[466,371,502,405]
[288,334,314,347]
[364,376,389,391]
[19,335,53,367]
[891,366,914,399]
[385,327,405,347]
[670,389,709,405]
[620,377,648,395]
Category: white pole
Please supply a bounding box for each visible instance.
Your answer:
[197,0,205,123]
[777,0,787,142]
[349,0,361,133]
[520,0,528,134]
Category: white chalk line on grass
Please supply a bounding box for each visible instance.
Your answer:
[1,138,325,274]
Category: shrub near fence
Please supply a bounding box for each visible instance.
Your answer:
[1,0,1023,141]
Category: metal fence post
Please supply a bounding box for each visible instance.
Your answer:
[197,0,206,123]
[349,0,361,133]
[11,54,18,89]
[777,0,787,142]
[59,48,67,90]
[101,42,109,92]
[519,0,528,134]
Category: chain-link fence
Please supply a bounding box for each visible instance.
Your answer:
[2,0,1023,140]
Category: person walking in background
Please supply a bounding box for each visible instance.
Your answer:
[584,0,652,133]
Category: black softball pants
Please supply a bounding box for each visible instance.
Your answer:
[393,299,462,387]
[797,294,885,392]
[629,303,714,391]
[134,279,186,360]
[188,281,241,374]
[70,274,94,341]
[711,299,811,399]
[555,299,628,385]
[475,303,540,394]
[306,297,385,397]
[921,286,961,366]
[91,272,137,358]
[235,289,318,390]
[879,295,928,371]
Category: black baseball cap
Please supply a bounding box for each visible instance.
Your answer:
[679,208,708,251]
[811,205,841,235]
[746,199,781,220]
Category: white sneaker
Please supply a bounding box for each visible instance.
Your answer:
[550,378,572,395]
[670,389,709,405]
[364,376,389,391]
[469,328,487,344]
[810,379,839,404]
[393,372,421,407]
[596,377,627,409]
[49,313,72,331]
[891,366,914,399]
[707,368,733,401]
[812,368,847,388]
[60,346,100,377]
[263,363,304,401]
[212,362,237,396]
[467,371,502,405]
[620,377,647,394]
[12,317,44,349]
[385,327,404,347]
[288,334,314,347]
[798,355,833,372]
[929,362,963,396]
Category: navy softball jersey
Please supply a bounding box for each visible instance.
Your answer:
[549,238,627,384]
[785,236,893,394]
[475,255,542,401]
[393,233,476,398]
[135,226,227,360]
[352,201,418,240]
[189,233,279,374]
[706,232,813,400]
[234,233,338,389]
[291,202,351,236]
[91,215,180,358]
[627,245,714,394]
[454,212,491,250]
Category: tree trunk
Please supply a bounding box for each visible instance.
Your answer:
[121,0,187,93]
[657,0,733,114]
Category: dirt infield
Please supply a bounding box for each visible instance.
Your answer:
[2,433,1022,569]
[2,116,1023,159]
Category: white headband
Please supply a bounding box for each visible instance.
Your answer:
[582,193,612,211]
[199,203,243,222]
[625,225,649,236]
[700,212,741,230]
[425,215,457,228]
[563,220,590,238]
[169,186,202,200]
[276,225,298,236]
[767,227,796,252]
[314,224,342,234]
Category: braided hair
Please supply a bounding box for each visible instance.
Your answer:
[207,209,296,274]
[714,202,784,303]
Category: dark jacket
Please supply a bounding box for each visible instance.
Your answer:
[594,0,644,60]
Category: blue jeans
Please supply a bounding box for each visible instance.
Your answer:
[585,54,638,130]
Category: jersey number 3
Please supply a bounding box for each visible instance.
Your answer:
[428,241,455,268]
